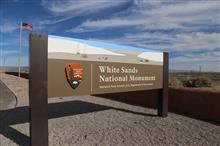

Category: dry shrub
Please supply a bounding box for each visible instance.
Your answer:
[169,78,183,87]
[182,77,212,87]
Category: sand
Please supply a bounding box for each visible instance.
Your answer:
[48,52,163,65]
[0,73,219,146]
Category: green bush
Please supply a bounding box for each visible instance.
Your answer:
[182,77,212,87]
[169,78,183,87]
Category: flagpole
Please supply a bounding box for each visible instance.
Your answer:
[19,21,22,78]
[0,44,2,80]
[0,26,3,79]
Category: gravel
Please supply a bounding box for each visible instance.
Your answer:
[0,73,219,146]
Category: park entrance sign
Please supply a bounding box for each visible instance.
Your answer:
[29,33,168,146]
[47,35,164,97]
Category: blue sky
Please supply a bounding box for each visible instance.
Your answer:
[0,0,220,72]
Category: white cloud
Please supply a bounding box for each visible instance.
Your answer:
[38,16,74,25]
[170,51,220,72]
[67,18,146,33]
[170,59,220,72]
[90,32,220,51]
[40,0,129,24]
[67,1,220,33]
[171,32,220,50]
[0,21,18,33]
[0,36,21,47]
[42,0,127,14]
[0,42,10,46]
[0,50,18,55]
[0,56,28,67]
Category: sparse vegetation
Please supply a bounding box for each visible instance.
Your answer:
[169,78,183,87]
[23,69,29,74]
[182,77,212,87]
[169,72,220,90]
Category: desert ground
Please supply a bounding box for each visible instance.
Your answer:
[0,73,219,146]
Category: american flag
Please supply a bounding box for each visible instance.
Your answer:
[22,22,33,31]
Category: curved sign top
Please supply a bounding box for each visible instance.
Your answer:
[47,35,164,97]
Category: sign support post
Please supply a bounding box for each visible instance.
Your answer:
[158,52,168,117]
[29,33,48,146]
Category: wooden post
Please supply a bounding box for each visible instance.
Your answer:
[158,52,169,117]
[29,33,48,146]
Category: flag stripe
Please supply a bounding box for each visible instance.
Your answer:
[22,22,33,31]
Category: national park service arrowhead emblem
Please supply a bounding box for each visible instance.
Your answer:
[65,64,84,89]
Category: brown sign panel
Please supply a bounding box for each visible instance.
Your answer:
[48,59,162,97]
[47,35,164,98]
